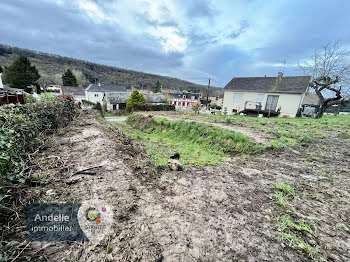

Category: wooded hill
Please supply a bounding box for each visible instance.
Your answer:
[0,43,222,96]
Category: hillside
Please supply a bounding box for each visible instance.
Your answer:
[0,43,222,96]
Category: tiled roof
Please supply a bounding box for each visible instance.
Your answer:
[143,93,166,103]
[224,75,312,94]
[61,86,85,96]
[105,92,166,104]
[105,92,131,104]
[86,84,127,92]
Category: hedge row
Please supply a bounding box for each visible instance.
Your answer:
[133,104,175,111]
[0,98,76,182]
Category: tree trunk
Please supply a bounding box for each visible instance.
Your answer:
[315,104,327,119]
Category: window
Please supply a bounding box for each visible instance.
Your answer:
[233,93,243,102]
[256,94,265,103]
[94,94,99,97]
[265,95,279,111]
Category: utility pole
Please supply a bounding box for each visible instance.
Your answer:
[206,78,210,110]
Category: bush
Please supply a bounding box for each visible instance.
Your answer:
[0,98,76,182]
[192,102,201,113]
[133,104,175,111]
[82,99,95,106]
[126,90,146,111]
[93,102,104,116]
[24,94,37,104]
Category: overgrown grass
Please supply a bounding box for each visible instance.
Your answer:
[115,115,262,167]
[174,112,350,147]
[150,117,263,154]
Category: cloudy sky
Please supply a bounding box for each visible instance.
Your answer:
[1,0,349,86]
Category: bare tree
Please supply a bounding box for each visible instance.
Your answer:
[38,74,55,97]
[300,41,350,118]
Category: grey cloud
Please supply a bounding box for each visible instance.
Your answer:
[0,0,184,74]
[229,20,249,39]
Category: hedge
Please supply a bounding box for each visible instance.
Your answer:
[0,97,76,182]
[133,104,175,111]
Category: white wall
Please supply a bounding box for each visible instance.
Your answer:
[0,73,3,89]
[86,91,104,103]
[222,91,304,117]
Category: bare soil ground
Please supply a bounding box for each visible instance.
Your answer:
[23,112,350,262]
[137,111,273,144]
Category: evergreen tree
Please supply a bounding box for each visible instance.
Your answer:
[126,89,146,110]
[62,69,78,86]
[154,80,161,93]
[4,56,40,91]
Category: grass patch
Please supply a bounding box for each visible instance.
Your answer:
[114,121,227,166]
[276,216,318,260]
[276,215,313,234]
[150,117,263,154]
[279,232,318,261]
[275,182,295,196]
[39,92,54,99]
[115,115,262,167]
[180,113,350,147]
[273,191,289,208]
[339,131,350,139]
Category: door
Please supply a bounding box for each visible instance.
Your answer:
[265,95,279,111]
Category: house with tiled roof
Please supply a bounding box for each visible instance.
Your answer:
[61,86,86,101]
[85,84,127,103]
[222,72,312,117]
[103,92,166,111]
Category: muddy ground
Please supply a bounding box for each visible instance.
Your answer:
[21,111,350,261]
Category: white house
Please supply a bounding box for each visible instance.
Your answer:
[85,84,127,104]
[222,73,312,117]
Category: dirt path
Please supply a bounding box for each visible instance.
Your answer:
[137,111,273,144]
[26,112,350,262]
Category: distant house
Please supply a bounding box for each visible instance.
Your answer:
[140,89,153,94]
[61,86,85,102]
[222,73,312,117]
[103,92,130,111]
[171,92,201,110]
[85,84,127,104]
[103,92,166,111]
[46,85,61,92]
[160,89,174,94]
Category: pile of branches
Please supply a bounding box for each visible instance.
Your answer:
[0,97,75,260]
[0,98,75,182]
